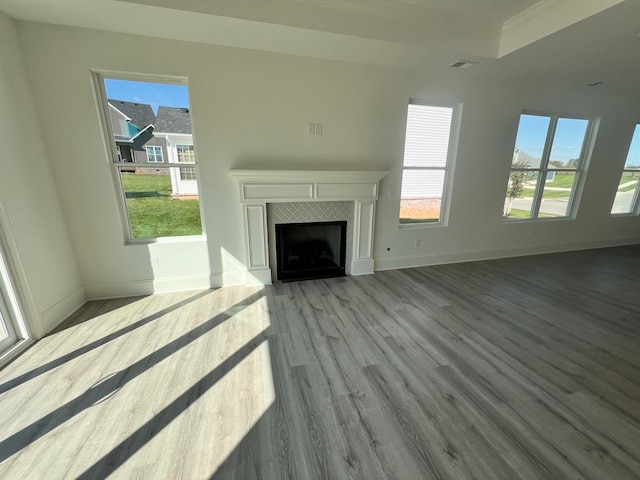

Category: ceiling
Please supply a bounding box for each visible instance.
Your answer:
[0,0,638,98]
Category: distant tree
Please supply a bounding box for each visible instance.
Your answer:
[549,160,564,168]
[567,158,579,168]
[504,161,529,218]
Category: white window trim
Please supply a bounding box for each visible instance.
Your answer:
[610,176,640,216]
[399,99,462,229]
[175,144,195,163]
[92,71,207,244]
[611,125,640,217]
[0,193,37,367]
[146,145,164,163]
[504,111,597,222]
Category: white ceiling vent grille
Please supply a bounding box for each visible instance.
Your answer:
[448,60,478,69]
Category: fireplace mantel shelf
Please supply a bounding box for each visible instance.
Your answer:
[230,169,389,285]
[230,169,388,184]
[230,170,389,203]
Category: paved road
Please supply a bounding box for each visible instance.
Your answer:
[611,189,637,213]
[510,197,568,216]
[508,189,637,217]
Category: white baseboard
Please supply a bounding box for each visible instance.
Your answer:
[85,274,211,300]
[351,258,375,276]
[245,268,273,286]
[374,236,640,272]
[210,271,247,288]
[152,275,211,293]
[39,287,86,336]
[84,279,154,300]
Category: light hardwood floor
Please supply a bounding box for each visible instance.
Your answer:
[1,245,639,479]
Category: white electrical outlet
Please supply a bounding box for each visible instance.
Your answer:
[315,123,323,135]
[150,257,160,268]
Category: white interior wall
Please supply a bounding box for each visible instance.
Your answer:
[0,12,84,335]
[16,22,640,297]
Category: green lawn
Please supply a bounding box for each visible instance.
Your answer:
[399,218,439,224]
[505,209,558,219]
[546,172,576,188]
[540,189,571,199]
[504,208,531,219]
[618,171,639,192]
[121,173,202,239]
[520,172,575,199]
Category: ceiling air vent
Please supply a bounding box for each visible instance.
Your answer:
[448,60,478,69]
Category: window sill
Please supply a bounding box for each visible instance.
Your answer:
[399,222,445,230]
[502,216,573,223]
[125,234,207,246]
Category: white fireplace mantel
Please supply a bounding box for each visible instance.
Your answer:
[230,169,388,285]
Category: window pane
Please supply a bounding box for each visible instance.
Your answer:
[623,125,640,169]
[549,118,588,169]
[513,114,549,169]
[102,76,203,240]
[146,146,163,163]
[539,171,576,217]
[611,173,638,214]
[176,145,195,163]
[179,166,197,181]
[504,170,538,219]
[120,168,202,238]
[403,104,453,168]
[610,126,640,214]
[400,169,445,223]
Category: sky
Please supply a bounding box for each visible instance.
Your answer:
[515,114,588,165]
[104,78,189,114]
[516,114,640,168]
[626,125,640,167]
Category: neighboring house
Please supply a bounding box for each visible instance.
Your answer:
[107,99,166,165]
[513,147,539,167]
[154,106,197,196]
[513,146,554,181]
[109,99,155,131]
[107,100,196,196]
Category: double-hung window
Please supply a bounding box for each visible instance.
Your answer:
[176,144,196,180]
[399,100,460,225]
[95,74,204,241]
[146,145,164,163]
[504,113,592,220]
[611,125,640,215]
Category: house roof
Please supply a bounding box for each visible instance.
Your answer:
[108,103,134,140]
[107,99,155,129]
[154,106,192,134]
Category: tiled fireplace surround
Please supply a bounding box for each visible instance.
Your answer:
[231,170,388,285]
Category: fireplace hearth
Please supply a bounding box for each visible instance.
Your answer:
[275,221,347,282]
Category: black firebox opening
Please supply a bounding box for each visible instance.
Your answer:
[275,221,347,282]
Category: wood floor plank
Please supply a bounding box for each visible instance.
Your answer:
[1,245,640,479]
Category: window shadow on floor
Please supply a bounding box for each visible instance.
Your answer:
[0,290,265,464]
[0,290,212,394]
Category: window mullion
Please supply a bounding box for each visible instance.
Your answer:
[531,117,557,218]
[113,163,135,239]
[530,170,545,218]
[632,183,640,215]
